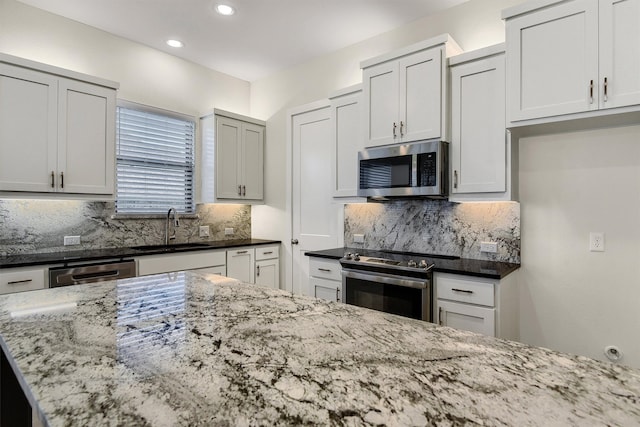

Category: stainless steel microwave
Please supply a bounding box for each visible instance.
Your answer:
[357,139,449,199]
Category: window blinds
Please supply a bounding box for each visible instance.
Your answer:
[116,105,195,214]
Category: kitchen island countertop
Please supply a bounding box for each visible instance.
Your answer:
[0,271,638,426]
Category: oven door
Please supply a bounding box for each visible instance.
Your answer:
[341,269,432,322]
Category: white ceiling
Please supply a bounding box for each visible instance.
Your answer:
[17,0,469,82]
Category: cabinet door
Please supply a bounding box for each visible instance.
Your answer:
[331,90,364,197]
[399,48,442,142]
[451,54,506,194]
[599,0,640,109]
[363,61,399,147]
[0,64,57,192]
[57,79,116,195]
[215,116,242,199]
[241,122,264,200]
[437,300,495,337]
[506,0,599,121]
[311,277,341,302]
[226,248,255,283]
[255,258,279,289]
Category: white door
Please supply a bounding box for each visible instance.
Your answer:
[451,53,506,194]
[399,48,442,142]
[241,122,264,200]
[0,63,57,192]
[599,0,640,109]
[506,0,599,121]
[58,79,115,194]
[363,61,399,147]
[291,103,341,296]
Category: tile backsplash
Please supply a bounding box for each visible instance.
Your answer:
[0,200,250,255]
[344,200,520,263]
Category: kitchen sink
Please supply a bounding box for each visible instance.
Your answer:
[131,243,213,252]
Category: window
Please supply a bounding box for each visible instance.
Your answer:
[116,102,195,214]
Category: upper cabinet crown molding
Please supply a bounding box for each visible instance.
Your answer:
[360,33,463,148]
[504,0,640,128]
[0,53,119,90]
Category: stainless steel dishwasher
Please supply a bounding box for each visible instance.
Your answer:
[49,260,136,287]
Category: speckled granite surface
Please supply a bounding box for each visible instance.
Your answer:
[0,271,638,426]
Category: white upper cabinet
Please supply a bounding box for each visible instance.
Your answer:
[504,0,640,125]
[0,55,117,196]
[449,44,517,201]
[329,85,365,199]
[361,34,462,147]
[199,109,265,203]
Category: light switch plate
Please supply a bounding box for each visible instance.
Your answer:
[64,235,81,246]
[199,225,210,237]
[480,241,498,253]
[354,234,365,243]
[225,228,234,235]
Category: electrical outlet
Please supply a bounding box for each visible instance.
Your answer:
[64,235,81,246]
[199,225,210,237]
[225,227,234,235]
[590,232,605,252]
[480,241,498,253]
[353,234,365,243]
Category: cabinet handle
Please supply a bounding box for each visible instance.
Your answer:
[7,279,33,285]
[336,288,340,302]
[400,121,404,136]
[256,265,260,277]
[589,79,594,104]
[453,170,458,189]
[242,185,246,196]
[392,122,397,137]
[238,185,242,196]
[438,306,443,325]
[318,268,332,272]
[452,288,473,294]
[60,171,64,189]
[236,250,248,254]
[263,251,273,255]
[51,171,55,188]
[603,77,608,102]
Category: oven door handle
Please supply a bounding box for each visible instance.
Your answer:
[341,269,428,289]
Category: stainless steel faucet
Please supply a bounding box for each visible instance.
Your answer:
[165,207,180,245]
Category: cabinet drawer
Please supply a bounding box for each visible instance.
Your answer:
[255,245,279,261]
[309,258,341,281]
[0,268,46,294]
[436,274,494,307]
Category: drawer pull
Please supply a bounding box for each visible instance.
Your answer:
[452,288,473,294]
[318,268,332,272]
[7,279,33,285]
[236,250,248,254]
[263,251,273,255]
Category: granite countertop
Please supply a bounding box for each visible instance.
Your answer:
[305,247,520,279]
[0,239,280,269]
[0,271,638,426]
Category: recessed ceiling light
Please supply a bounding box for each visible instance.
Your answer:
[166,39,184,48]
[215,4,235,16]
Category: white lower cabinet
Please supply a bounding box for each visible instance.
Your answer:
[0,267,47,294]
[308,258,342,302]
[255,245,280,289]
[137,251,226,276]
[435,272,518,339]
[226,248,255,283]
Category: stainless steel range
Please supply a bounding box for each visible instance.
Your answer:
[340,251,446,322]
